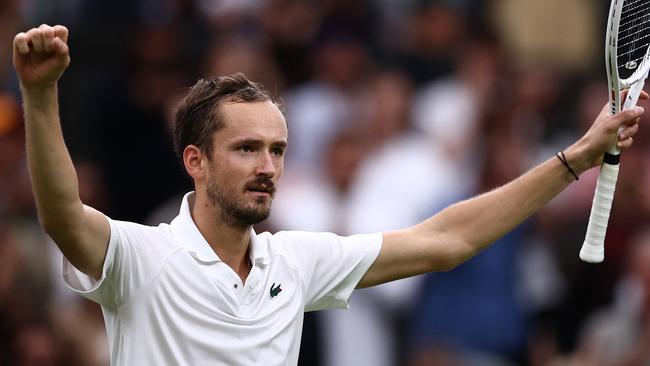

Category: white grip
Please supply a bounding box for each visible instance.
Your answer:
[580,162,620,263]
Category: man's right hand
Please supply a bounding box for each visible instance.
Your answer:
[13,24,70,89]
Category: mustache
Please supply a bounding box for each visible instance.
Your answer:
[245,177,276,194]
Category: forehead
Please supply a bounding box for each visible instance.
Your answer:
[217,101,287,142]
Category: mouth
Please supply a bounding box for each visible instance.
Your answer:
[247,189,272,198]
[245,180,275,198]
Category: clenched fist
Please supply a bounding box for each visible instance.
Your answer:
[13,24,70,89]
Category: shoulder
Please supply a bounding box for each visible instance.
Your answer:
[264,230,381,259]
[109,219,180,253]
[266,230,338,248]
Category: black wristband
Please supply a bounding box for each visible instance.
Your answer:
[556,151,579,181]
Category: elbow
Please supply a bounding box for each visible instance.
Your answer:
[40,215,66,239]
[40,216,59,238]
[39,213,82,245]
[433,257,461,272]
[38,202,84,239]
[432,240,480,272]
[41,219,100,278]
[425,248,461,272]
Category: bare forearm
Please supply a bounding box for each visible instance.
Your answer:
[362,152,584,286]
[23,85,83,232]
[363,102,643,287]
[419,148,587,266]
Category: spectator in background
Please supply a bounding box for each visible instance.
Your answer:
[202,33,284,97]
[0,93,23,204]
[259,0,323,87]
[314,71,422,366]
[411,34,503,179]
[90,21,194,222]
[283,22,373,173]
[569,229,650,366]
[0,0,23,96]
[393,0,469,83]
[10,322,62,366]
[405,101,539,366]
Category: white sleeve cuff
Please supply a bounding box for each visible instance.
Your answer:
[332,232,383,309]
[305,232,383,312]
[61,217,117,305]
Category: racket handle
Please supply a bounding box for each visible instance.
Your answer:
[580,161,620,263]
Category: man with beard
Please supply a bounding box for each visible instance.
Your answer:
[14,25,645,365]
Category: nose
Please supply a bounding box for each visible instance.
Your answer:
[255,152,275,177]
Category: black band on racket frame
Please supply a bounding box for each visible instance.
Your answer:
[603,152,620,165]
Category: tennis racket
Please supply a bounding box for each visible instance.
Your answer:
[580,0,650,263]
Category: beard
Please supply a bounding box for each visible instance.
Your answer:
[207,175,275,228]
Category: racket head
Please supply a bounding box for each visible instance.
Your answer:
[606,0,650,114]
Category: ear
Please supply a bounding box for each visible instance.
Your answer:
[183,145,205,181]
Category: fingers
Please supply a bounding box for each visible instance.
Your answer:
[611,106,644,128]
[52,37,69,58]
[14,24,68,55]
[53,25,69,43]
[40,24,55,52]
[613,107,643,149]
[27,28,44,52]
[618,136,634,149]
[619,120,639,140]
[13,32,29,54]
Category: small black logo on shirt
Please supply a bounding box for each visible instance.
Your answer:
[270,283,282,298]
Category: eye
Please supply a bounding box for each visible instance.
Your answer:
[239,145,255,153]
[271,146,285,157]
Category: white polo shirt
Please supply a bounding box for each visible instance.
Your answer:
[62,192,382,366]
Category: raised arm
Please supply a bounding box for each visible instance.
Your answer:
[359,99,645,288]
[14,24,109,279]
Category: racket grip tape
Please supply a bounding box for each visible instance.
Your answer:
[580,157,620,263]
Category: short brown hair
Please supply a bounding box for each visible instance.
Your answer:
[173,73,277,162]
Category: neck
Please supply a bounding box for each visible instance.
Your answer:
[190,191,252,278]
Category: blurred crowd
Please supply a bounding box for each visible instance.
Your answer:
[3,0,650,365]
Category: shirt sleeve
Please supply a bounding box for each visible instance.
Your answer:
[273,231,382,312]
[62,217,172,309]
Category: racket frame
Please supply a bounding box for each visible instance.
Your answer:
[580,0,650,263]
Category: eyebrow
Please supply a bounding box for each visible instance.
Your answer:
[231,138,288,148]
[273,141,288,149]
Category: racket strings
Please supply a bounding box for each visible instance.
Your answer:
[621,0,647,18]
[617,0,650,78]
[618,33,650,54]
[619,14,650,33]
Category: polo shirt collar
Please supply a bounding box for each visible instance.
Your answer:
[170,192,270,266]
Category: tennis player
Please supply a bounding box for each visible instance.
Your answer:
[13,24,645,365]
